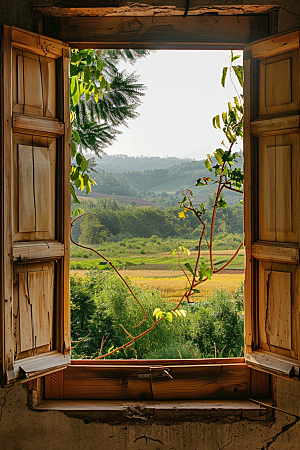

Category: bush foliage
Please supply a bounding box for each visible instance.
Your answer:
[71,271,244,359]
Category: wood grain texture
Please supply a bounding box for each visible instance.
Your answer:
[245,32,300,378]
[250,368,270,398]
[59,363,250,401]
[23,53,43,115]
[259,50,298,117]
[12,27,67,58]
[34,147,51,232]
[246,352,299,379]
[151,364,250,400]
[250,30,299,60]
[13,241,64,261]
[14,262,54,356]
[18,145,35,233]
[267,271,291,350]
[243,56,253,354]
[258,135,299,244]
[251,115,300,136]
[14,141,56,241]
[2,25,71,385]
[2,25,15,384]
[252,242,299,263]
[13,115,64,136]
[44,370,64,399]
[70,358,246,366]
[51,15,259,49]
[258,261,299,361]
[266,58,291,108]
[7,351,70,383]
[12,51,58,121]
[37,5,273,18]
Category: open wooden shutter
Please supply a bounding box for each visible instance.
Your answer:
[0,26,71,385]
[244,30,300,379]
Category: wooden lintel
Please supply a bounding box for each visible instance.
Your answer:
[37,5,273,18]
[44,15,269,49]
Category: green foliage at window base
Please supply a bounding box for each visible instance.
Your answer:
[70,271,244,360]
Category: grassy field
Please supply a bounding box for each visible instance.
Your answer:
[70,236,245,303]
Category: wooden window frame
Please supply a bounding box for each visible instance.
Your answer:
[43,13,277,401]
[3,14,298,401]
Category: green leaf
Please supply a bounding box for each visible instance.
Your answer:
[184,262,196,277]
[70,77,77,97]
[164,312,173,323]
[72,87,80,106]
[71,207,83,216]
[205,159,212,172]
[231,54,241,63]
[221,66,228,87]
[72,129,80,144]
[212,115,221,129]
[83,173,89,186]
[222,112,227,124]
[70,184,80,203]
[214,150,223,165]
[71,141,77,157]
[76,153,82,167]
[80,155,88,172]
[233,65,243,87]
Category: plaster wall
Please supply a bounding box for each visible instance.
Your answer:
[0,378,300,450]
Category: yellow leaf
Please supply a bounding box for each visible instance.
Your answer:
[178,211,186,218]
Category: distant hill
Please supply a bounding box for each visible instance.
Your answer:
[95,154,192,172]
[80,153,243,207]
[80,192,158,208]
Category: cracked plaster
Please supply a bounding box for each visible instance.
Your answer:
[0,382,300,449]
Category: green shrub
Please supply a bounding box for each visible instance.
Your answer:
[70,271,244,360]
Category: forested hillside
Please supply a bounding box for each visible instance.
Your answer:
[80,153,243,207]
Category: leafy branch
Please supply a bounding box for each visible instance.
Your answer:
[176,51,244,303]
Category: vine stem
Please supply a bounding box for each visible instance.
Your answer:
[94,317,165,359]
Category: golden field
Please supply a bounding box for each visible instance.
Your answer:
[126,271,244,303]
[71,268,244,303]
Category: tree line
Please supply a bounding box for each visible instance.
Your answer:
[72,197,243,244]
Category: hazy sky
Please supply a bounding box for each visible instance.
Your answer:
[107,50,242,160]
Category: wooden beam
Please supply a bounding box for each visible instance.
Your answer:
[37,5,273,18]
[44,15,269,49]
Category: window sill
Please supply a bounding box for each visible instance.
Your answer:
[36,399,273,424]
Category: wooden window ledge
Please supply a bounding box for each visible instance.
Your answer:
[36,399,272,424]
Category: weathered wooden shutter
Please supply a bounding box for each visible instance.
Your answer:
[244,30,300,379]
[0,26,71,385]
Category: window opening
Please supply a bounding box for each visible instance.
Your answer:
[69,49,244,361]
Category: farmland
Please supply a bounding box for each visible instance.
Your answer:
[70,238,245,303]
